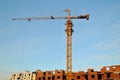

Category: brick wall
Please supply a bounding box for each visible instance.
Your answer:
[35,65,120,80]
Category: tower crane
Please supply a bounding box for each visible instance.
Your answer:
[13,9,89,80]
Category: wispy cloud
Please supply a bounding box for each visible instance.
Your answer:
[111,21,120,35]
[95,54,111,61]
[95,37,120,50]
[95,20,120,50]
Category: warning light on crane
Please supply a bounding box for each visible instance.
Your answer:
[12,9,90,80]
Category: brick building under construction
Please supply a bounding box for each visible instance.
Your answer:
[35,65,120,80]
[10,65,120,80]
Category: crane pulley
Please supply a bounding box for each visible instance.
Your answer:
[12,9,89,80]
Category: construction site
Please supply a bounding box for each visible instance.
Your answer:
[9,9,120,80]
[1,0,120,80]
[10,65,120,80]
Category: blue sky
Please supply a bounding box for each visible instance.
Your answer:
[0,0,120,79]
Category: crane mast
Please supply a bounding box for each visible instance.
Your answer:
[65,19,73,80]
[12,9,89,80]
[64,9,73,80]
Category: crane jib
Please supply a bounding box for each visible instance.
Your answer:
[12,14,89,21]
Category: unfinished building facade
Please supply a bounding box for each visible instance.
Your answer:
[35,65,120,80]
[10,65,120,80]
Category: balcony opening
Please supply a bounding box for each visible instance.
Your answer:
[91,75,95,78]
[43,77,45,80]
[107,73,110,78]
[98,74,102,79]
[85,75,88,80]
[77,76,80,79]
[57,76,60,79]
[48,77,50,80]
[39,77,41,80]
[52,76,54,80]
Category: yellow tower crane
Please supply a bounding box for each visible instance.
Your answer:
[13,9,89,80]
